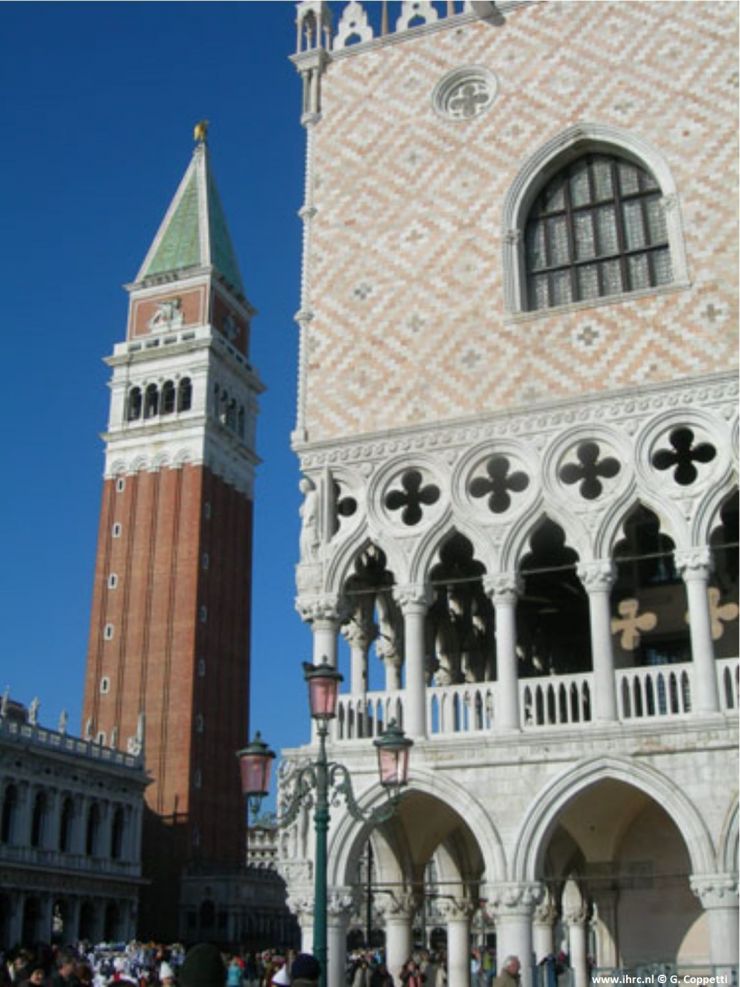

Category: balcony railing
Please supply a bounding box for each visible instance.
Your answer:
[332,658,738,740]
[0,843,140,877]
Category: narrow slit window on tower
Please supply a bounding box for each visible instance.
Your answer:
[144,383,159,419]
[112,523,122,538]
[100,677,110,694]
[178,377,193,412]
[161,380,176,415]
[126,387,142,422]
[116,477,126,493]
[103,624,114,640]
[108,573,118,589]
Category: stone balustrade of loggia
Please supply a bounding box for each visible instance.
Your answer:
[332,657,738,741]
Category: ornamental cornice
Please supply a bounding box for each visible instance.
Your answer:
[295,373,737,470]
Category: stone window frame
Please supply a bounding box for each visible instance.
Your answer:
[501,123,690,317]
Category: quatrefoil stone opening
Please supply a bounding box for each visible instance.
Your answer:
[384,470,440,526]
[559,441,621,500]
[469,455,530,513]
[651,427,716,486]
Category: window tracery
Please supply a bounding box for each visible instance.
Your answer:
[525,153,672,311]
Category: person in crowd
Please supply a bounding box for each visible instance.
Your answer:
[492,956,520,987]
[270,967,290,987]
[52,951,80,987]
[10,954,35,986]
[19,966,46,987]
[178,946,225,987]
[398,960,424,987]
[157,964,175,987]
[289,955,320,987]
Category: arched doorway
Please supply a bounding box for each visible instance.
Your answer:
[337,786,493,986]
[531,778,704,973]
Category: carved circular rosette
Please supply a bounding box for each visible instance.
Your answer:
[483,573,523,604]
[690,874,739,909]
[577,559,616,593]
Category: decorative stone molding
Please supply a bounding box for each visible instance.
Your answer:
[675,547,713,579]
[397,1,439,32]
[295,374,736,470]
[689,874,739,910]
[295,593,348,624]
[533,888,558,926]
[375,888,422,919]
[486,881,544,915]
[393,584,433,613]
[432,66,498,122]
[435,896,479,922]
[327,886,357,917]
[334,1,374,48]
[483,573,523,602]
[500,122,691,314]
[577,560,616,593]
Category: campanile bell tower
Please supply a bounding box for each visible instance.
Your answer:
[82,125,263,937]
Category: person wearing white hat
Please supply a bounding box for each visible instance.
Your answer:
[159,963,176,987]
[271,966,291,987]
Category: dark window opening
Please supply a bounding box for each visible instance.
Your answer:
[525,153,672,311]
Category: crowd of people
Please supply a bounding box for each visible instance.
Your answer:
[1,941,525,987]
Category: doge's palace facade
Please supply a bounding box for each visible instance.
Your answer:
[278,4,738,986]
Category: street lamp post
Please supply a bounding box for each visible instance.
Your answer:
[237,657,413,987]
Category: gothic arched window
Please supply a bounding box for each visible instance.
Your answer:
[525,152,672,311]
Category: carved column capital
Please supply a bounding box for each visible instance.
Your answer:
[675,547,713,581]
[532,887,558,926]
[483,573,522,603]
[287,892,315,921]
[393,584,432,615]
[690,874,739,909]
[375,888,421,920]
[577,560,616,592]
[485,881,544,916]
[435,897,479,922]
[340,615,377,651]
[327,886,357,919]
[295,593,349,625]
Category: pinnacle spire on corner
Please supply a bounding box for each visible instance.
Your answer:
[135,124,245,298]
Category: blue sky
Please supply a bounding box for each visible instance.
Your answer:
[0,2,320,777]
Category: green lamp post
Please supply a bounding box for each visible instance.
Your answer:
[237,657,413,987]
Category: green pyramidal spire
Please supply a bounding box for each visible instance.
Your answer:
[136,135,245,297]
